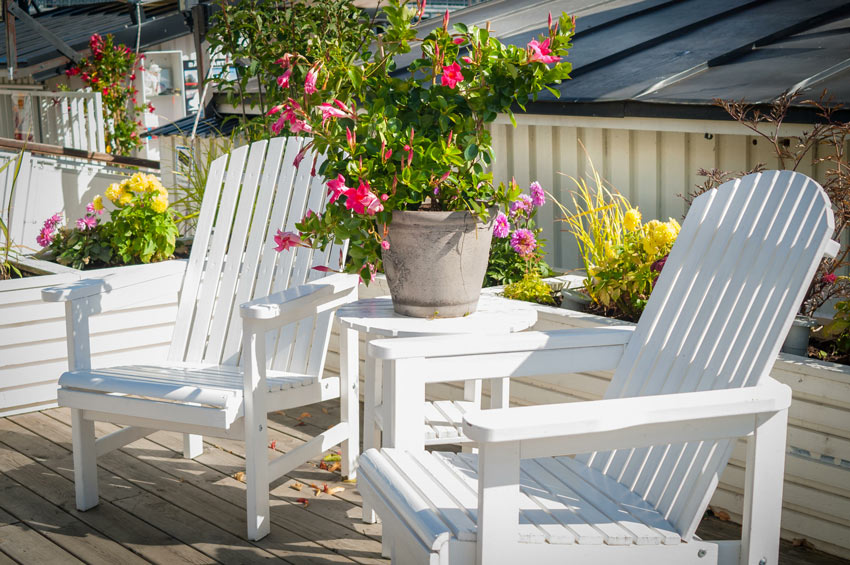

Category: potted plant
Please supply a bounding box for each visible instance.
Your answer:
[270,0,575,316]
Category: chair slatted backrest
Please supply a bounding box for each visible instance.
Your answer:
[576,171,835,538]
[167,137,346,373]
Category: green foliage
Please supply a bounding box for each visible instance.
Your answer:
[502,272,555,306]
[0,148,26,279]
[207,0,370,138]
[51,223,113,270]
[283,1,575,281]
[66,34,150,156]
[170,135,234,234]
[816,298,850,356]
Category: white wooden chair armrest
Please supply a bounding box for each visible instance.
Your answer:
[41,260,188,302]
[240,273,358,326]
[368,326,635,360]
[463,377,791,455]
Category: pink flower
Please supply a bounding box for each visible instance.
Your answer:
[403,144,413,166]
[289,119,311,133]
[304,64,321,95]
[346,127,356,152]
[442,8,449,30]
[44,213,62,230]
[276,53,292,68]
[824,273,838,284]
[529,181,545,206]
[527,38,561,64]
[381,240,390,250]
[493,212,510,238]
[76,216,97,231]
[36,227,54,247]
[327,174,349,204]
[313,265,334,273]
[267,105,283,116]
[344,180,383,215]
[440,62,464,89]
[462,56,474,64]
[510,194,533,216]
[274,230,305,252]
[277,68,292,88]
[319,102,348,125]
[510,228,537,257]
[453,37,464,45]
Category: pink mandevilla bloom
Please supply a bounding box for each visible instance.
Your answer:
[344,180,383,215]
[527,38,561,64]
[319,102,348,125]
[304,65,320,94]
[453,37,464,45]
[274,230,304,252]
[529,181,545,206]
[462,56,474,64]
[327,174,348,204]
[510,228,537,257]
[381,240,390,250]
[440,62,464,89]
[277,68,292,88]
[824,273,838,284]
[493,212,510,238]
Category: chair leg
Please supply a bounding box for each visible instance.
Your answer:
[340,326,359,480]
[183,434,203,459]
[71,408,99,511]
[741,408,788,565]
[244,329,270,541]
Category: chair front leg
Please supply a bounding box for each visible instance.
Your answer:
[243,328,270,541]
[183,434,203,459]
[741,408,788,565]
[477,440,520,565]
[71,408,99,510]
[340,325,359,480]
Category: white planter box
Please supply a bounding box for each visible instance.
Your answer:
[0,258,187,417]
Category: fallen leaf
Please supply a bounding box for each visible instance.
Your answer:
[296,421,306,427]
[323,453,342,462]
[310,482,322,495]
[342,478,357,484]
[233,471,246,482]
[277,411,285,416]
[268,440,277,450]
[319,461,329,470]
[321,407,330,415]
[714,509,731,521]
[326,486,345,496]
[299,411,311,419]
[321,483,331,494]
[328,462,341,473]
[290,482,303,491]
[792,538,814,549]
[295,498,310,507]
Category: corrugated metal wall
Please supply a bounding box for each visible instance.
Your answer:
[489,114,843,272]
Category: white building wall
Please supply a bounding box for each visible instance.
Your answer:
[489,114,844,272]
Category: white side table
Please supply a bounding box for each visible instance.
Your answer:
[338,295,536,522]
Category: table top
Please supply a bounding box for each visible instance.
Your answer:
[337,295,537,337]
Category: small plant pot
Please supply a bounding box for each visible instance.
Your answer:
[781,315,819,356]
[561,287,592,311]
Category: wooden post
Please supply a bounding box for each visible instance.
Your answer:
[3,0,16,80]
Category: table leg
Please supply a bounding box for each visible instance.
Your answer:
[362,340,380,524]
[340,326,359,480]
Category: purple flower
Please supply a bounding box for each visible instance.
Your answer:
[510,228,537,257]
[36,226,54,247]
[44,212,62,230]
[529,181,545,207]
[76,216,97,231]
[510,194,533,216]
[493,212,510,238]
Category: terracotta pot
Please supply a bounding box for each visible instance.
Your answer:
[382,208,496,318]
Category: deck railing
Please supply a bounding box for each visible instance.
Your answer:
[0,89,106,153]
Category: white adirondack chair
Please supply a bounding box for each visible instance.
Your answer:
[357,170,839,564]
[42,136,360,541]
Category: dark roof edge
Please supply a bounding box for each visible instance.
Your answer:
[523,99,850,125]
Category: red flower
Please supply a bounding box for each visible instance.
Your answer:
[823,273,837,284]
[440,62,464,89]
[274,230,305,252]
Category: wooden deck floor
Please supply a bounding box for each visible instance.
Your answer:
[0,400,846,565]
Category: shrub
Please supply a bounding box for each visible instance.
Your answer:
[502,272,555,305]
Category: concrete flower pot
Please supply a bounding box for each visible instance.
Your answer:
[382,209,496,317]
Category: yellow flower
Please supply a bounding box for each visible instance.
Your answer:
[151,196,168,213]
[105,183,122,203]
[653,222,677,248]
[624,208,641,231]
[119,192,133,206]
[92,195,104,211]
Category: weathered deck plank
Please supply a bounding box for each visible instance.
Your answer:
[0,400,845,565]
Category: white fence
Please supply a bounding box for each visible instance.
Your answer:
[0,89,106,153]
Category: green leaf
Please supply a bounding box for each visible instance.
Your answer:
[463,144,478,160]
